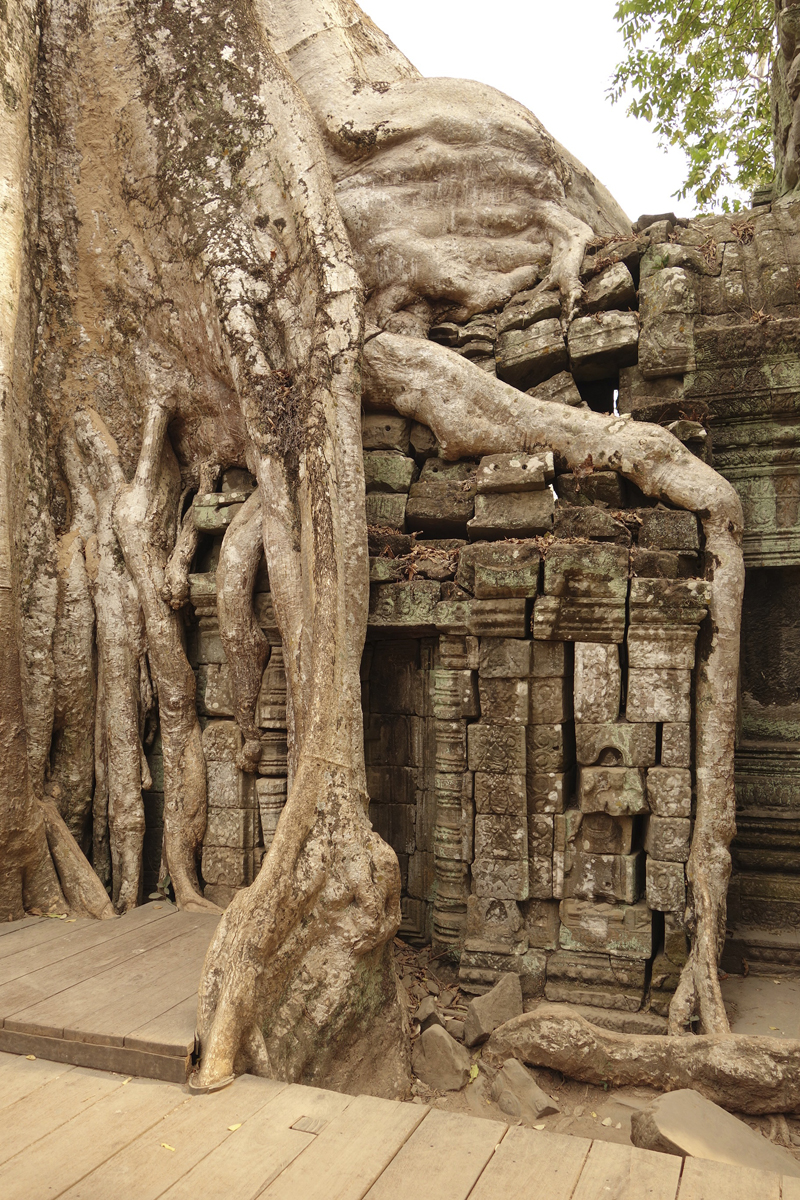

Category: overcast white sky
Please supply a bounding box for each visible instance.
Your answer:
[359,0,695,222]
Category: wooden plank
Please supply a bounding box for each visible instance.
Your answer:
[0,1027,191,1082]
[260,1092,427,1200]
[160,1082,353,1200]
[0,918,87,962]
[0,1072,189,1200]
[571,1140,682,1200]
[467,1124,590,1200]
[677,1157,782,1200]
[57,1074,289,1200]
[364,1107,505,1200]
[0,1050,75,1110]
[2,915,213,1036]
[0,903,177,983]
[0,1063,123,1166]
[125,994,198,1057]
[59,923,215,1047]
[0,916,44,937]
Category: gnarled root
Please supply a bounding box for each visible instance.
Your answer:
[365,333,744,1037]
[66,418,148,912]
[162,459,219,609]
[485,1005,800,1116]
[216,489,269,773]
[39,797,115,919]
[196,759,409,1096]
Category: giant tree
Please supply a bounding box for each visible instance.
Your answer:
[1,0,792,1099]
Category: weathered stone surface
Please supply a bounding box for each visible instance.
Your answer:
[527,770,573,815]
[627,669,691,723]
[638,267,698,378]
[645,816,692,863]
[630,548,700,579]
[406,480,475,536]
[578,766,647,816]
[646,859,686,911]
[626,627,699,671]
[555,470,627,508]
[559,899,653,959]
[578,812,637,856]
[419,458,478,482]
[531,640,572,678]
[416,995,444,1031]
[362,413,411,452]
[527,371,584,407]
[638,508,700,551]
[575,721,656,768]
[567,311,639,381]
[459,947,546,998]
[475,813,527,861]
[628,577,711,625]
[543,542,630,600]
[464,972,524,1045]
[533,595,627,643]
[661,723,691,768]
[491,1059,560,1125]
[522,899,561,949]
[545,950,646,1012]
[368,581,441,635]
[630,1090,800,1177]
[646,767,692,818]
[193,499,245,532]
[584,261,637,314]
[553,810,583,897]
[479,637,532,679]
[468,491,554,539]
[574,643,621,723]
[431,669,479,720]
[410,421,438,459]
[565,849,645,904]
[468,724,527,774]
[476,452,552,493]
[469,599,528,638]
[498,292,561,334]
[528,814,554,899]
[434,723,468,774]
[365,492,407,530]
[664,912,690,966]
[363,451,418,493]
[526,723,575,774]
[457,540,541,598]
[478,676,529,724]
[529,674,573,724]
[369,802,416,854]
[475,771,526,818]
[553,507,631,543]
[496,318,568,388]
[412,1024,471,1091]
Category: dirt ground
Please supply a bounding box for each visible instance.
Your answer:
[393,939,800,1160]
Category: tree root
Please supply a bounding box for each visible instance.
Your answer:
[485,1005,800,1116]
[162,460,219,610]
[216,490,270,773]
[39,797,115,919]
[364,333,744,1036]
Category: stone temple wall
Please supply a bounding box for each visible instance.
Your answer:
[140,199,800,1021]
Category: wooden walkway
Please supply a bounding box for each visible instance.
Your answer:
[0,1051,796,1200]
[0,903,217,1081]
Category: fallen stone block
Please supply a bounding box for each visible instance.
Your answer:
[630,1089,800,1177]
[527,370,584,407]
[412,1024,471,1091]
[464,972,524,1045]
[491,1059,560,1125]
[584,261,636,314]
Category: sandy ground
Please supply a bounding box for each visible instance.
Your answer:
[394,939,800,1159]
